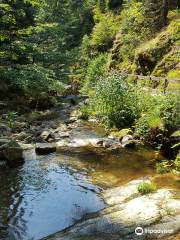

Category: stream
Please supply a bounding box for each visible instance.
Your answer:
[0,122,179,240]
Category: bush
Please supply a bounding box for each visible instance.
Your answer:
[90,73,140,128]
[137,182,156,195]
[135,93,180,143]
[81,53,107,93]
[160,94,180,133]
[156,160,173,174]
[174,155,180,172]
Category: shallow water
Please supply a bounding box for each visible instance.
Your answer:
[0,125,179,240]
[0,153,105,240]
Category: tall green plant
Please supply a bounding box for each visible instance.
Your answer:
[91,73,140,128]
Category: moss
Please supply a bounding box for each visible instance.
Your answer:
[153,47,180,77]
[134,17,180,76]
[110,128,132,138]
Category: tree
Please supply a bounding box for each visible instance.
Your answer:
[0,0,64,101]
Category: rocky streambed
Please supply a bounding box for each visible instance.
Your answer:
[0,96,179,240]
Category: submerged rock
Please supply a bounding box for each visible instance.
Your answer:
[44,179,180,240]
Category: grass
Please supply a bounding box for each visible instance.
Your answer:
[137,182,156,195]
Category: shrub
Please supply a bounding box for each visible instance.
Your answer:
[81,53,107,93]
[6,111,18,129]
[90,73,140,128]
[174,155,180,172]
[159,94,180,134]
[156,160,173,174]
[135,93,179,143]
[137,182,156,195]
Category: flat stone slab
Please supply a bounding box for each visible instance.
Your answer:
[35,143,56,155]
[44,179,180,240]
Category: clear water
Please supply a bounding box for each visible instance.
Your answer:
[0,151,105,240]
[0,137,179,240]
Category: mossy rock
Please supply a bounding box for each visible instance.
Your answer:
[134,18,179,76]
[110,128,133,139]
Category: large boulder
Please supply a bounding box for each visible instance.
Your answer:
[0,138,24,167]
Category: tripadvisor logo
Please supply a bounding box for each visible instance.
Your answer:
[135,226,174,236]
[135,227,144,236]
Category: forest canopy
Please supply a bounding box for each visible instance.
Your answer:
[0,0,179,103]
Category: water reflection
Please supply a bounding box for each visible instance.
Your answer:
[0,153,105,240]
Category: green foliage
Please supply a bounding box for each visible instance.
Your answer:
[81,53,107,93]
[119,0,151,60]
[156,155,180,174]
[134,93,179,142]
[1,65,65,100]
[134,97,164,142]
[78,105,91,120]
[156,160,173,174]
[159,94,180,133]
[0,0,96,101]
[6,111,18,129]
[90,8,121,51]
[90,73,140,128]
[174,155,180,172]
[137,182,156,195]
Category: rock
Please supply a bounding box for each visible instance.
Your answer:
[45,179,180,240]
[14,121,28,130]
[19,143,34,150]
[65,117,77,124]
[123,140,137,148]
[0,124,11,136]
[102,140,111,148]
[109,128,133,140]
[84,98,89,105]
[57,131,70,138]
[121,135,134,144]
[12,132,29,141]
[0,138,24,167]
[35,143,56,155]
[121,135,137,148]
[95,140,104,147]
[40,130,53,141]
[0,101,8,110]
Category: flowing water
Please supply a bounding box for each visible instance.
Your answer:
[0,125,179,240]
